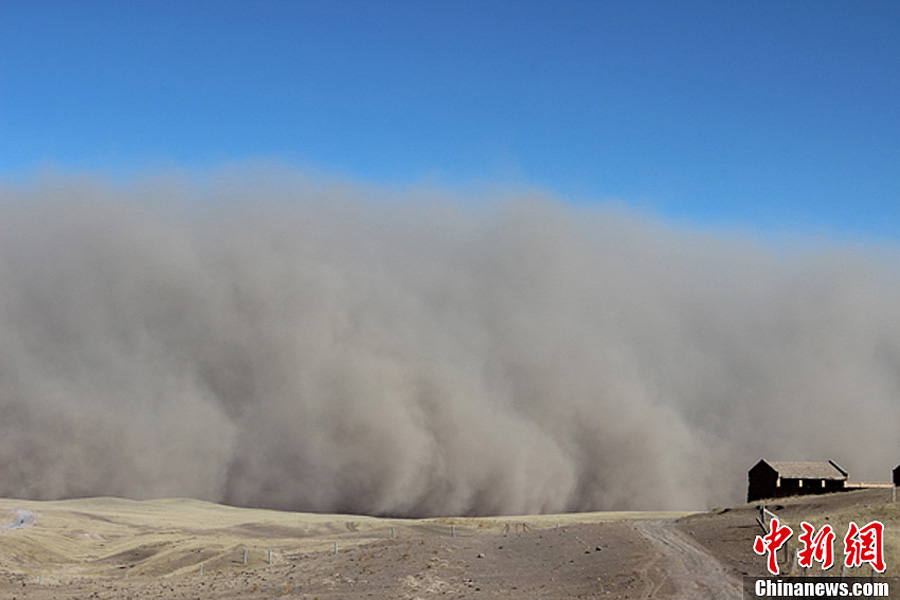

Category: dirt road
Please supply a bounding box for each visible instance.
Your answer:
[631,519,742,599]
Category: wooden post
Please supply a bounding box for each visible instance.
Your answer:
[199,563,203,577]
[391,526,396,538]
[784,539,790,574]
[451,524,455,538]
[243,548,248,565]
[268,548,272,564]
[333,542,338,555]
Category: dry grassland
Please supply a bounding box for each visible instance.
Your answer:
[678,488,900,579]
[4,489,897,599]
[0,496,688,598]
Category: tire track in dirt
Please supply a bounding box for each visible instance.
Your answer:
[632,519,741,599]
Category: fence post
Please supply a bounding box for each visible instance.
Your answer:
[784,539,790,574]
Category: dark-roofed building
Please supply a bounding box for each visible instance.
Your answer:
[747,459,848,502]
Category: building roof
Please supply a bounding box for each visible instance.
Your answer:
[758,459,848,480]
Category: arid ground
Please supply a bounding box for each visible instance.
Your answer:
[2,489,899,599]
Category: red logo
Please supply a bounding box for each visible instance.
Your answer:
[754,517,886,574]
[844,521,885,573]
[797,522,835,570]
[754,517,793,575]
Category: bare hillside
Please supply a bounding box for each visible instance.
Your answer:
[5,491,896,599]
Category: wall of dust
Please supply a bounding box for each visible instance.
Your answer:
[2,170,899,515]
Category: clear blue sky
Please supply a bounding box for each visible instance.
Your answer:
[2,0,899,239]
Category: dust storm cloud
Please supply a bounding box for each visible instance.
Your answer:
[1,172,899,516]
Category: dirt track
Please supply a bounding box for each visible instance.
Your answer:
[631,520,741,599]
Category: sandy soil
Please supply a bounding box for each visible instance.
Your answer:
[3,490,897,599]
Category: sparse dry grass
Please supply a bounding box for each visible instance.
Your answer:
[768,490,900,577]
[0,496,693,584]
[0,497,396,581]
[678,488,900,579]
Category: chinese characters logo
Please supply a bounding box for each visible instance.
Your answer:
[754,518,885,575]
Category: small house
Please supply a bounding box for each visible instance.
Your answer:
[747,459,848,502]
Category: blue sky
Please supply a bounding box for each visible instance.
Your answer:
[2,0,899,239]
